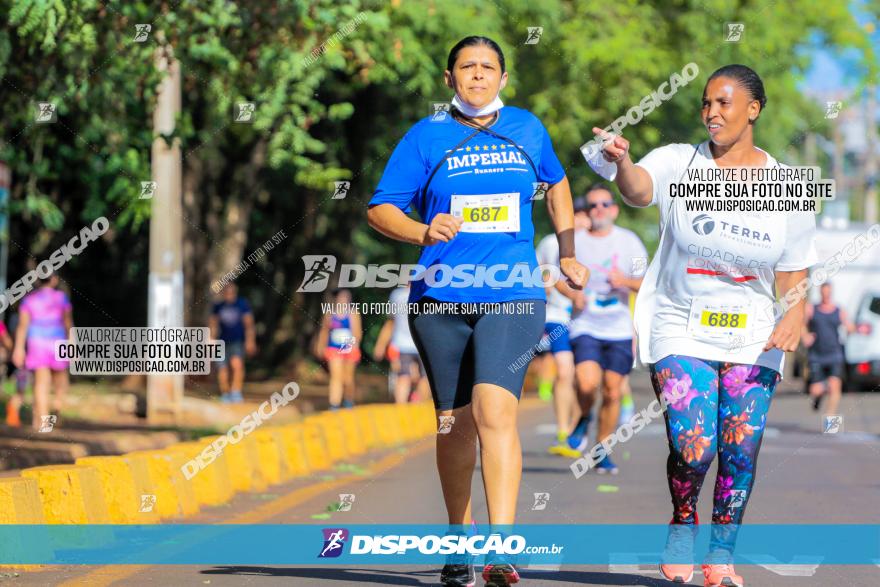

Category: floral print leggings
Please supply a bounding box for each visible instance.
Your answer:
[649,355,780,553]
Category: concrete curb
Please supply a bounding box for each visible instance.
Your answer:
[21,465,111,524]
[1,401,438,541]
[0,477,45,524]
[0,477,51,570]
[337,410,366,456]
[266,425,310,479]
[74,456,159,524]
[248,430,284,486]
[308,412,349,462]
[299,419,332,471]
[127,449,199,518]
[167,441,235,507]
[200,434,257,493]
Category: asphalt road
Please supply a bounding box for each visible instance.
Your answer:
[7,369,880,587]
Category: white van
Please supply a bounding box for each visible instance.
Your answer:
[807,222,880,389]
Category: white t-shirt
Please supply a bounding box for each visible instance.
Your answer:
[389,287,418,354]
[568,226,647,341]
[632,142,818,374]
[535,234,573,324]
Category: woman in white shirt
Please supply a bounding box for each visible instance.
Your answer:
[588,64,817,587]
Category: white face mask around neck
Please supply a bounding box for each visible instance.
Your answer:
[451,93,504,118]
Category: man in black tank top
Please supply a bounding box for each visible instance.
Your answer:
[804,283,856,418]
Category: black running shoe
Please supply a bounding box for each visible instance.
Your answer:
[811,393,823,411]
[482,558,519,586]
[440,562,475,586]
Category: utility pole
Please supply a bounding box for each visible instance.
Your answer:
[147,35,184,423]
[0,161,9,294]
[865,88,878,225]
[831,114,849,224]
[805,132,817,167]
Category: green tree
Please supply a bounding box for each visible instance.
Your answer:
[0,0,874,374]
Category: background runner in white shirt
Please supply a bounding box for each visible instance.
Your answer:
[373,284,428,403]
[563,184,647,474]
[536,197,590,458]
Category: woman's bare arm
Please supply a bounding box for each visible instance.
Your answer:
[591,128,653,207]
[545,177,589,289]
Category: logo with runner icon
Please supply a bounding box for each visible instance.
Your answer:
[319,528,349,558]
[438,415,455,434]
[728,489,747,508]
[332,181,350,200]
[725,23,744,42]
[823,415,843,434]
[727,333,746,354]
[338,336,357,354]
[235,102,256,123]
[337,494,356,511]
[133,24,152,42]
[140,181,157,200]
[524,27,543,45]
[39,414,57,433]
[139,494,157,513]
[824,101,842,119]
[531,492,550,510]
[630,256,648,276]
[35,102,57,123]
[297,255,337,292]
[430,102,451,122]
[530,182,549,201]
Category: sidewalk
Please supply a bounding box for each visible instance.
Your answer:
[0,379,314,472]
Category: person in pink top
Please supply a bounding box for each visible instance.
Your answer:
[12,275,74,431]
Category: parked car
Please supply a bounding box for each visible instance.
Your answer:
[844,291,880,390]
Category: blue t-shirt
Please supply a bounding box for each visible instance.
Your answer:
[369,106,565,303]
[212,298,252,342]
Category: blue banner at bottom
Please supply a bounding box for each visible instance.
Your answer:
[0,524,878,565]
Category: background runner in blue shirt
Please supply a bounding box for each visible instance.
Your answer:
[367,36,588,587]
[209,284,256,404]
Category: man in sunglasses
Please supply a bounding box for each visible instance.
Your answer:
[562,182,648,474]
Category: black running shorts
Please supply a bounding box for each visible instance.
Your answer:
[408,297,545,410]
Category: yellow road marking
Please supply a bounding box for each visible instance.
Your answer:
[56,439,433,587]
[53,397,545,586]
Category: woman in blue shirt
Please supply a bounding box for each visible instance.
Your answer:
[368,36,588,586]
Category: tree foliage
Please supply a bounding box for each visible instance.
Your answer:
[0,0,874,373]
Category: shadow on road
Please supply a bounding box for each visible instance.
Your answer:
[521,569,670,585]
[200,566,435,585]
[200,566,670,586]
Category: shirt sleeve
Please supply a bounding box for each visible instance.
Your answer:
[389,287,406,308]
[211,302,220,316]
[535,235,555,266]
[539,123,566,186]
[776,211,818,271]
[626,233,649,277]
[61,292,72,312]
[635,144,694,210]
[240,298,253,315]
[369,129,427,214]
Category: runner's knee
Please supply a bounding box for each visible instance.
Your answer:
[556,360,575,381]
[602,380,622,402]
[472,398,516,432]
[672,438,717,472]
